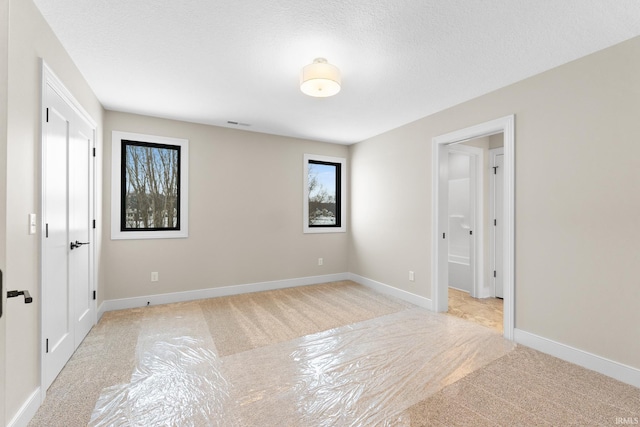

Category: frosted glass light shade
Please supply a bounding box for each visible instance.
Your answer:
[300,58,341,97]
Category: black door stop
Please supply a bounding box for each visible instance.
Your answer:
[7,290,32,304]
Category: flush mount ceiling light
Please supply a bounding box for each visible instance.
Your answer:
[300,58,341,98]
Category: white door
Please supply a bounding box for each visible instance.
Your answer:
[491,148,504,298]
[42,73,95,389]
[43,89,75,388]
[69,113,94,345]
[1,3,9,417]
[447,149,477,294]
[447,144,483,298]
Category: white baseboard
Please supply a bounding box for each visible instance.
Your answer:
[514,329,640,389]
[98,273,350,319]
[348,273,432,310]
[7,388,40,427]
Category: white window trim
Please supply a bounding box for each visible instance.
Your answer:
[303,153,346,234]
[111,131,189,240]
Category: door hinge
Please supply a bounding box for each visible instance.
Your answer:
[45,223,49,238]
[493,270,497,278]
[442,232,446,239]
[494,219,497,226]
[93,290,96,300]
[46,338,49,353]
[493,166,498,174]
[93,147,96,157]
[93,219,96,229]
[469,230,473,236]
[46,108,49,123]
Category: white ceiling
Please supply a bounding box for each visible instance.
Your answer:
[32,0,640,144]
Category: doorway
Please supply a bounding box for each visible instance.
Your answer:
[431,115,515,339]
[446,136,504,332]
[41,62,96,390]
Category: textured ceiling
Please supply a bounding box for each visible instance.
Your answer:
[32,0,640,144]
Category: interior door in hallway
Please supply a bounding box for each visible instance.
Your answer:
[42,71,95,390]
[447,149,477,294]
[491,148,504,298]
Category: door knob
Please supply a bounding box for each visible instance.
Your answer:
[70,240,90,250]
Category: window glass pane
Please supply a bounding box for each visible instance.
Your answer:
[122,140,180,231]
[308,161,338,226]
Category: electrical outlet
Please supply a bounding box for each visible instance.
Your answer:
[151,272,159,282]
[318,258,323,266]
[409,271,415,282]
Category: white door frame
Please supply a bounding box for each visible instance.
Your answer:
[446,144,484,298]
[432,115,515,340]
[40,61,97,397]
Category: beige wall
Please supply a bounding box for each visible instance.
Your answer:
[489,133,503,149]
[102,111,348,301]
[5,0,103,422]
[349,36,640,369]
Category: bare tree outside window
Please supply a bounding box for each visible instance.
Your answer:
[121,140,180,231]
[308,161,340,227]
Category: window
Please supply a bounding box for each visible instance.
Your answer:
[303,154,346,233]
[111,131,189,239]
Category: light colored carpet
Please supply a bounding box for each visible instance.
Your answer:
[27,280,639,426]
[404,346,640,426]
[27,308,144,427]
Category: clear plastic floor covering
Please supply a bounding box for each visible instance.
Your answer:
[89,306,513,426]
